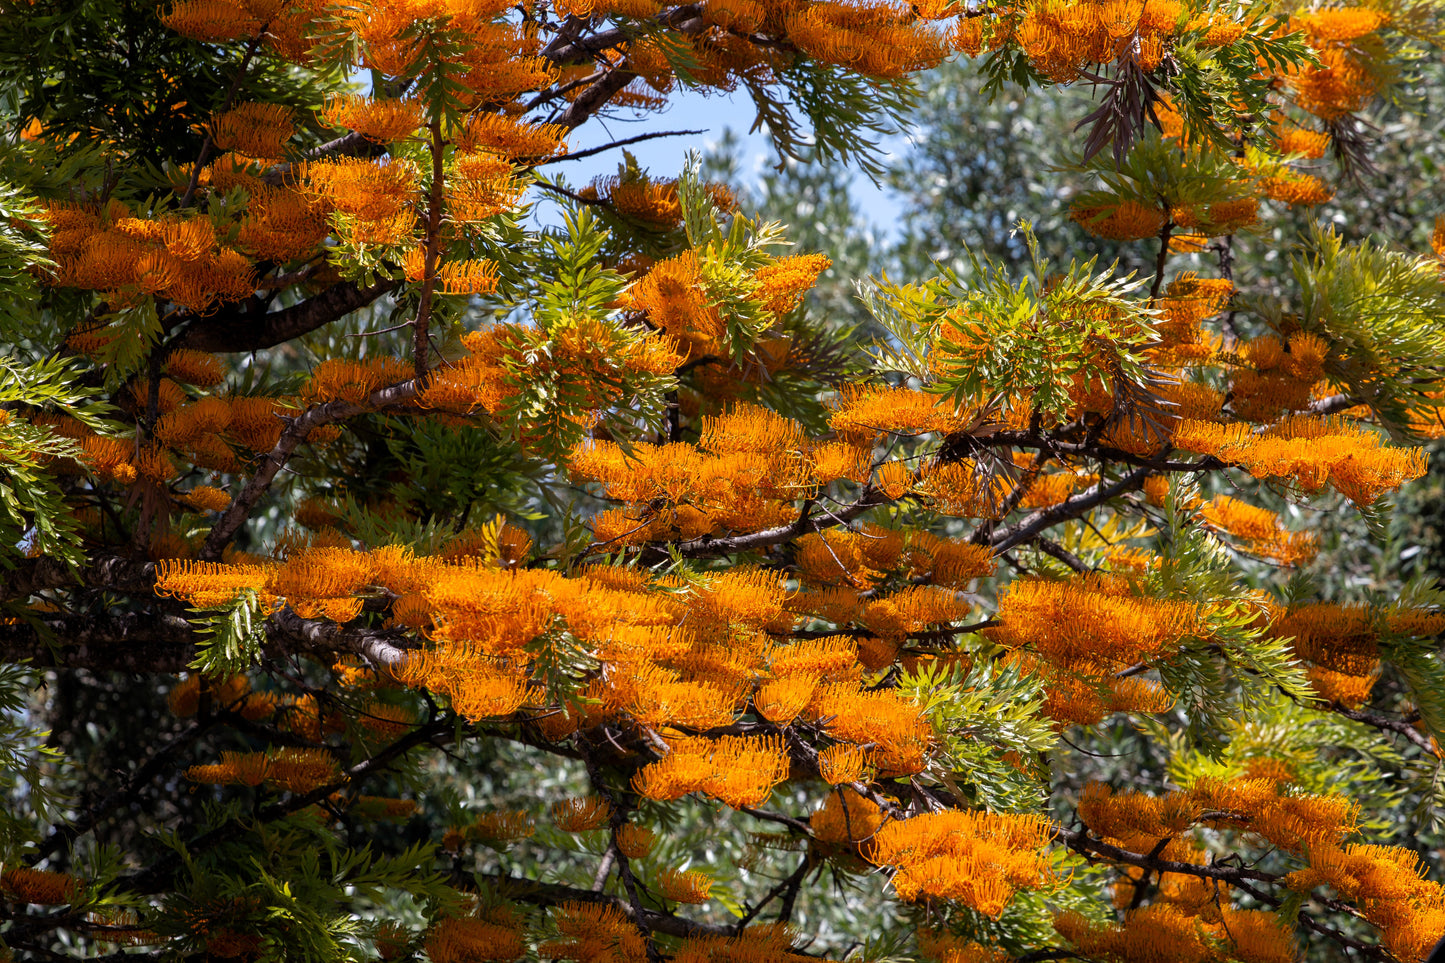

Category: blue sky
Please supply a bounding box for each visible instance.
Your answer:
[537,84,904,236]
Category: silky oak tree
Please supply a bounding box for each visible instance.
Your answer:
[1,0,1444,961]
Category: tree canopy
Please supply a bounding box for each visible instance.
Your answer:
[1,1,1444,962]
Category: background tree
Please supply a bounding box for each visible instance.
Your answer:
[0,2,1443,963]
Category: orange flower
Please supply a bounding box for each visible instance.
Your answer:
[656,867,713,903]
[1,867,81,905]
[551,796,611,833]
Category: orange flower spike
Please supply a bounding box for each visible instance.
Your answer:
[868,809,1053,913]
[810,786,885,846]
[830,383,973,437]
[164,348,226,387]
[656,868,713,904]
[1293,7,1389,43]
[770,634,859,678]
[751,253,831,314]
[161,0,263,41]
[697,402,805,456]
[990,575,1199,670]
[551,795,611,832]
[319,94,424,143]
[874,460,912,499]
[810,684,931,776]
[423,917,527,963]
[616,823,656,859]
[455,113,568,160]
[0,867,82,905]
[920,536,996,587]
[181,485,232,513]
[696,567,790,629]
[265,747,342,794]
[1071,199,1167,241]
[699,733,791,808]
[540,902,647,963]
[755,674,818,725]
[206,103,295,159]
[632,736,714,801]
[817,743,875,785]
[470,810,537,842]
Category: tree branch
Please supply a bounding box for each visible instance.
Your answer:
[0,608,417,673]
[539,129,705,165]
[1322,702,1439,756]
[174,279,399,354]
[479,872,737,940]
[664,486,891,558]
[990,466,1153,555]
[200,379,420,560]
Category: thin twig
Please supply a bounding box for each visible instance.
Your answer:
[540,129,705,164]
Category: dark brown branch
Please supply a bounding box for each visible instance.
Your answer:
[581,743,663,963]
[990,466,1152,555]
[479,872,737,940]
[0,611,200,672]
[739,806,813,836]
[200,379,420,560]
[174,279,399,354]
[1322,702,1439,756]
[541,129,705,164]
[540,4,702,65]
[0,607,417,673]
[664,486,891,558]
[2,554,156,604]
[414,121,445,382]
[1036,536,1088,572]
[1149,216,1172,303]
[555,67,640,131]
[735,857,810,931]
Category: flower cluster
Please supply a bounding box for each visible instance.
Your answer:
[867,809,1054,914]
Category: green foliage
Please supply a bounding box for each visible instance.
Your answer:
[1066,131,1259,231]
[1168,9,1316,153]
[0,356,118,569]
[743,59,917,182]
[1164,695,1409,812]
[156,811,459,963]
[493,206,675,461]
[866,224,1156,421]
[0,177,52,305]
[900,658,1058,812]
[0,664,67,862]
[924,864,1114,958]
[1280,224,1445,435]
[532,206,632,328]
[677,153,792,356]
[1151,479,1314,756]
[188,588,267,675]
[307,412,539,544]
[0,0,339,171]
[1380,577,1445,741]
